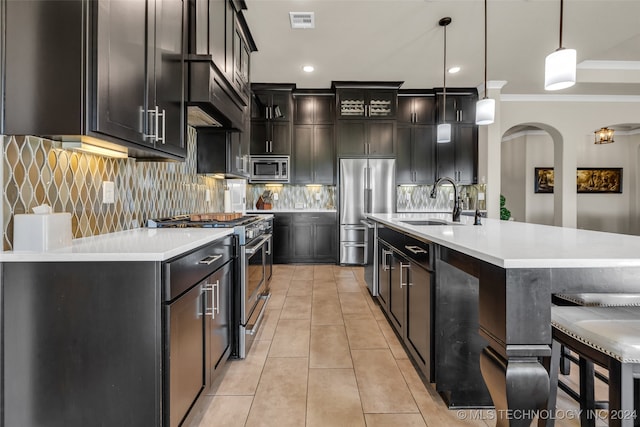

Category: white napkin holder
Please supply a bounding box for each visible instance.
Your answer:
[13,206,72,251]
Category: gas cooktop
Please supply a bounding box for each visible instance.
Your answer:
[147,214,260,229]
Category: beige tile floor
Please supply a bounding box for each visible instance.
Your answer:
[193,265,604,427]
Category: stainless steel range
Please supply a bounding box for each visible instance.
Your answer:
[147,214,272,358]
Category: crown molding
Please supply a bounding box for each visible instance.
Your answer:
[501,94,640,103]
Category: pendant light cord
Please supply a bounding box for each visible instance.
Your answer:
[559,0,564,49]
[443,22,447,122]
[483,0,488,100]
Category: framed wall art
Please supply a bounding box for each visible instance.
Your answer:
[534,167,622,194]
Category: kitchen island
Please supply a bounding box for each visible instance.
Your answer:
[368,212,640,427]
[0,228,236,427]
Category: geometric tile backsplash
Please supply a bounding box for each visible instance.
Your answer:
[2,127,223,250]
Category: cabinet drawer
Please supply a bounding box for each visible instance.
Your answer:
[294,213,336,224]
[163,235,235,302]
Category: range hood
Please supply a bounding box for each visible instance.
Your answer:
[186,55,247,130]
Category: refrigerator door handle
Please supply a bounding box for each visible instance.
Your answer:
[343,225,366,231]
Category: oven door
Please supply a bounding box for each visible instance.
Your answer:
[239,233,271,357]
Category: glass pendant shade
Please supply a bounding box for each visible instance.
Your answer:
[544,48,576,91]
[475,98,495,125]
[437,123,451,143]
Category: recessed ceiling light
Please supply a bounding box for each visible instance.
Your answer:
[448,66,461,74]
[303,65,314,73]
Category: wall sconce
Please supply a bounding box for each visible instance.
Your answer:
[594,127,614,144]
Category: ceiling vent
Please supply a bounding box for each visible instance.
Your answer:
[289,12,315,29]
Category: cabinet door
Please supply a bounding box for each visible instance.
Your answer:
[294,96,315,124]
[315,222,337,261]
[406,264,433,380]
[367,121,395,156]
[396,97,414,124]
[413,125,436,184]
[292,223,314,259]
[337,121,366,156]
[251,92,270,120]
[95,0,148,145]
[455,124,478,184]
[273,214,292,263]
[413,96,436,124]
[313,96,335,124]
[388,252,405,332]
[209,261,232,375]
[293,125,313,184]
[436,136,455,181]
[169,284,205,427]
[314,125,335,184]
[250,121,269,155]
[396,126,413,184]
[366,90,396,118]
[270,121,291,154]
[377,243,392,309]
[154,0,185,156]
[454,95,476,124]
[270,91,292,121]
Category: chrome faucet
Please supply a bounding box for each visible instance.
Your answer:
[430,176,462,222]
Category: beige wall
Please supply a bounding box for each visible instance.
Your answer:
[483,94,640,230]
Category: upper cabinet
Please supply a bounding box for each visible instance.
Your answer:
[1,0,187,160]
[250,84,295,155]
[435,89,478,124]
[397,92,436,125]
[333,82,402,120]
[294,94,335,125]
[187,0,257,130]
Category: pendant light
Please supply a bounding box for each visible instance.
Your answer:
[475,0,495,125]
[437,17,452,143]
[544,0,576,91]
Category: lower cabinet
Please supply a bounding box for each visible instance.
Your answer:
[273,212,337,263]
[0,236,235,427]
[377,228,434,382]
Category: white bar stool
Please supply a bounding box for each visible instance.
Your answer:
[545,306,640,427]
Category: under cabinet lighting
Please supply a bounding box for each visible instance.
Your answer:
[62,140,128,159]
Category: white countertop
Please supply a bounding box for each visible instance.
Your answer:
[247,209,337,213]
[369,212,640,269]
[0,228,234,262]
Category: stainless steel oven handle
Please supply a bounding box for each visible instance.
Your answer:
[265,234,272,255]
[245,234,271,255]
[245,293,271,336]
[199,254,223,265]
[360,220,375,229]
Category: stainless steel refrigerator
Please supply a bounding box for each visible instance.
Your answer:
[339,158,395,265]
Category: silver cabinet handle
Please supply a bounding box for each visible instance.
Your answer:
[405,245,427,255]
[202,282,216,320]
[382,248,392,271]
[199,254,223,265]
[265,140,269,152]
[400,262,410,287]
[214,280,220,316]
[143,107,157,141]
[159,108,166,144]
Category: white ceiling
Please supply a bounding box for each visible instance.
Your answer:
[244,0,640,95]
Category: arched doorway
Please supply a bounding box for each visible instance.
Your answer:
[500,123,563,225]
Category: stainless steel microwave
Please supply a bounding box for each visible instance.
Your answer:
[249,156,290,183]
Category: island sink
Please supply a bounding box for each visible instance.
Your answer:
[401,219,463,226]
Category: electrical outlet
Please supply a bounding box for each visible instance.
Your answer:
[273,193,279,201]
[478,192,485,201]
[205,189,211,202]
[102,181,115,204]
[315,193,321,201]
[449,192,454,201]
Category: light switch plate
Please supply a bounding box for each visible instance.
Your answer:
[102,181,115,204]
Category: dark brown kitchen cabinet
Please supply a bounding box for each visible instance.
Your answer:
[396,125,436,184]
[1,236,235,427]
[294,94,335,125]
[436,89,477,124]
[436,124,478,184]
[337,120,395,157]
[273,213,337,263]
[293,125,335,184]
[196,128,249,178]
[397,93,436,124]
[1,0,186,160]
[250,84,295,155]
[335,88,399,119]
